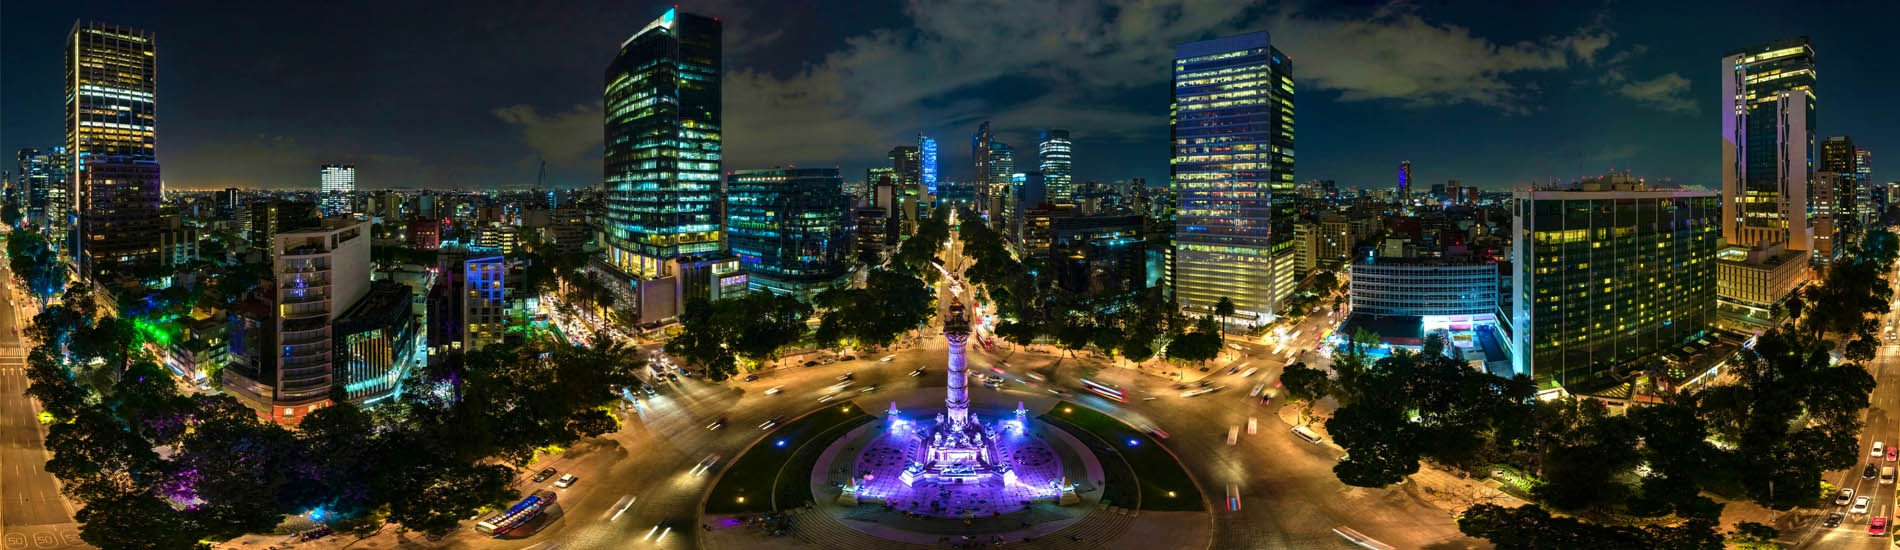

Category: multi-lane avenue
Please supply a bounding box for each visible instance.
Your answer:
[0,251,88,549]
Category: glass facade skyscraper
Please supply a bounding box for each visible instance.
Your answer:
[1511,184,1721,392]
[67,21,162,279]
[1038,129,1072,203]
[920,134,938,196]
[603,8,722,278]
[320,163,356,217]
[1170,32,1296,323]
[1721,37,1815,252]
[726,168,851,299]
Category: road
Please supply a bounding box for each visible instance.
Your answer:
[1799,260,1900,549]
[221,214,1468,550]
[0,251,88,549]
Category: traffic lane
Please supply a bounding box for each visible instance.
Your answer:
[0,269,76,528]
[1799,345,1900,549]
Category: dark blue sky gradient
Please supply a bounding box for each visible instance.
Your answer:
[1,0,1892,192]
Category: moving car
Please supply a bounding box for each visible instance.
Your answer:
[1875,441,1886,458]
[881,355,896,362]
[1826,512,1845,528]
[554,474,578,488]
[1868,463,1882,479]
[1889,446,1897,462]
[1292,426,1324,445]
[759,416,784,430]
[859,385,879,394]
[531,467,558,482]
[691,454,721,477]
[743,374,759,382]
[1837,488,1856,506]
[1854,496,1873,514]
[818,394,839,403]
[910,367,926,377]
[838,373,855,381]
[764,386,783,395]
[1872,516,1888,536]
[707,417,727,430]
[1881,466,1894,485]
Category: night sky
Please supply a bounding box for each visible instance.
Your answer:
[2,0,1893,192]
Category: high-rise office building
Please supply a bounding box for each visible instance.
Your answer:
[1510,179,1720,392]
[15,148,59,229]
[891,146,921,227]
[726,168,852,300]
[602,8,722,276]
[987,141,1015,231]
[973,121,992,217]
[320,164,356,217]
[866,167,898,206]
[1398,161,1412,200]
[1039,129,1073,203]
[920,134,939,197]
[1171,31,1297,324]
[1722,37,1816,252]
[67,21,162,279]
[601,8,734,323]
[217,187,240,221]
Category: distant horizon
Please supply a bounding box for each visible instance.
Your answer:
[5,2,1889,194]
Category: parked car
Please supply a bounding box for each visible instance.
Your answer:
[743,374,760,382]
[555,474,579,488]
[531,467,557,483]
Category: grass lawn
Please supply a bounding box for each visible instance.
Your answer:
[1044,402,1205,511]
[704,404,873,514]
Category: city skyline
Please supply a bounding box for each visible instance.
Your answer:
[2,1,1894,192]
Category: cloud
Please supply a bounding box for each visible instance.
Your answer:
[492,103,602,167]
[1613,73,1697,114]
[1593,144,1640,161]
[678,0,784,56]
[1266,3,1612,113]
[715,0,1621,173]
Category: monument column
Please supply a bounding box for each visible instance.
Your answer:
[944,301,972,429]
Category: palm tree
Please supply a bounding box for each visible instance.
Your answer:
[1214,296,1236,339]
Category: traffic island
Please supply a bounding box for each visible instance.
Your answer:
[705,404,874,515]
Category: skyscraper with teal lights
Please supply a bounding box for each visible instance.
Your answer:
[1170,32,1297,324]
[603,8,722,278]
[1039,129,1072,203]
[726,167,852,300]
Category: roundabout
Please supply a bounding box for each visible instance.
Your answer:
[700,302,1210,548]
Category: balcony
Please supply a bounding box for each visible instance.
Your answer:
[280,289,329,305]
[280,354,329,370]
[281,331,328,347]
[282,316,329,333]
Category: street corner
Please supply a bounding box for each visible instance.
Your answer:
[1,525,86,550]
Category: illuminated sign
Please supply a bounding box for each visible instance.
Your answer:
[719,275,747,287]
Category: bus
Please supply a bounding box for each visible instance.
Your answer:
[476,490,557,537]
[1080,379,1125,402]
